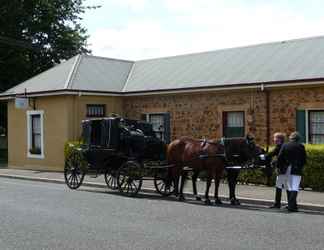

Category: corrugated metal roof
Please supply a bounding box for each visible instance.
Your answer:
[3,35,324,96]
[2,55,134,95]
[3,55,79,95]
[69,55,133,92]
[124,36,324,92]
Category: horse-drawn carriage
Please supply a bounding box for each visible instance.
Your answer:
[64,116,269,204]
[64,116,176,196]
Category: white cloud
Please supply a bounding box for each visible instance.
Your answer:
[88,21,194,60]
[87,1,324,60]
[109,0,149,11]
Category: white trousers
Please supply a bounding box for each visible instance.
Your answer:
[275,166,301,191]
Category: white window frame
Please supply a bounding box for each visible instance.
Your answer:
[305,108,324,144]
[27,110,45,159]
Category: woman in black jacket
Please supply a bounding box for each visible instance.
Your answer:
[277,132,307,212]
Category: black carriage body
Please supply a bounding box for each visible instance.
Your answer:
[81,117,166,171]
[81,118,123,171]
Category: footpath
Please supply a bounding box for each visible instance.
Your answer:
[0,167,324,212]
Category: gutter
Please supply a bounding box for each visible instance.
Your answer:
[1,79,324,100]
[259,83,270,148]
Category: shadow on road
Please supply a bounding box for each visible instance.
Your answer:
[73,186,324,216]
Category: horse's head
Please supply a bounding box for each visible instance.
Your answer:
[228,135,264,164]
[246,135,270,162]
[222,135,266,166]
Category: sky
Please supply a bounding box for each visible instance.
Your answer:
[81,0,324,60]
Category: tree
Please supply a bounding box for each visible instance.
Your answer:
[0,0,98,92]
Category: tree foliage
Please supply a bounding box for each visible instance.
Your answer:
[0,0,97,91]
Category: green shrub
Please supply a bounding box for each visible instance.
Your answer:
[302,144,324,191]
[64,141,89,172]
[64,141,83,159]
[237,144,324,191]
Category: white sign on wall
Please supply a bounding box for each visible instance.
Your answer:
[15,97,29,109]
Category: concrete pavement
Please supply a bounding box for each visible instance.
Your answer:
[0,167,323,211]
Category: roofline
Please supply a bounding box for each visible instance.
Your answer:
[135,35,324,63]
[64,54,82,89]
[84,54,134,63]
[122,62,135,92]
[0,89,122,100]
[123,78,324,95]
[1,78,324,100]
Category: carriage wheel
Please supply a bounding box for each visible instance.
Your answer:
[117,161,143,196]
[154,170,175,196]
[64,149,86,189]
[104,170,118,190]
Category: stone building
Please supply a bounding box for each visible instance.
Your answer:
[1,36,324,170]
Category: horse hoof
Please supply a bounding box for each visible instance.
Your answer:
[214,199,223,205]
[178,195,185,201]
[230,198,240,205]
[196,196,202,201]
[205,199,212,205]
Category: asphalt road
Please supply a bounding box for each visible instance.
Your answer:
[0,179,324,250]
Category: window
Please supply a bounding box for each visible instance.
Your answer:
[144,113,171,143]
[149,114,165,140]
[86,104,105,117]
[223,111,245,138]
[27,110,44,158]
[309,111,324,144]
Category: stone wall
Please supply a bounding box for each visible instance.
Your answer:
[124,89,268,145]
[124,85,324,146]
[269,86,324,140]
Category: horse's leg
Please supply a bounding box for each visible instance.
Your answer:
[227,169,240,205]
[214,176,222,205]
[171,167,179,197]
[174,176,179,197]
[192,170,201,201]
[179,171,187,201]
[204,176,212,205]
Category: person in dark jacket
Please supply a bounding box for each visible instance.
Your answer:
[268,132,286,208]
[277,132,307,212]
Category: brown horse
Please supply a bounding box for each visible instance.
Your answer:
[167,137,225,205]
[191,136,266,205]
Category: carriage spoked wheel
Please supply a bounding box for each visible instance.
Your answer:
[104,169,118,190]
[116,161,143,196]
[154,170,175,196]
[64,149,86,190]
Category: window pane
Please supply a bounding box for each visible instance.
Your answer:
[224,111,244,138]
[149,114,165,141]
[311,135,324,144]
[227,112,244,127]
[87,105,105,117]
[29,113,42,155]
[34,134,41,149]
[149,115,164,132]
[32,115,41,134]
[309,111,324,144]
